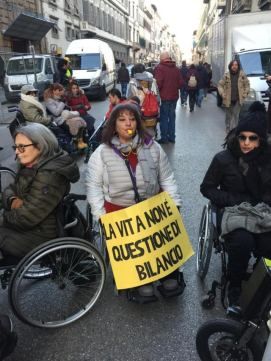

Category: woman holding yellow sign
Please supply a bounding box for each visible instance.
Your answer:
[86,102,184,304]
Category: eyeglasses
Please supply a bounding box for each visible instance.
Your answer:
[12,144,36,153]
[238,135,259,142]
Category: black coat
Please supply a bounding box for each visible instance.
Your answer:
[200,141,271,208]
[117,67,130,83]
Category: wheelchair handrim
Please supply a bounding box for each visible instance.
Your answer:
[9,241,106,328]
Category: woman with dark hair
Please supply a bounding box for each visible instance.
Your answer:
[200,102,271,315]
[44,83,87,149]
[66,82,95,137]
[86,103,184,303]
[0,123,79,259]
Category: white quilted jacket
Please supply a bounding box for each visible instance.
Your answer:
[86,142,181,220]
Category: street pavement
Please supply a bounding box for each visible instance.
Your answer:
[0,93,227,361]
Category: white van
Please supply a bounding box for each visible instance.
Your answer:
[65,39,116,100]
[4,55,57,102]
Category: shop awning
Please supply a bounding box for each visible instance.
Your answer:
[3,12,54,41]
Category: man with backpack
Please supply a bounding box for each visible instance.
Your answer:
[154,52,183,144]
[187,64,199,113]
[117,62,130,97]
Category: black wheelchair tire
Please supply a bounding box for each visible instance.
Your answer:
[197,204,214,280]
[0,167,16,194]
[196,318,263,361]
[8,237,106,328]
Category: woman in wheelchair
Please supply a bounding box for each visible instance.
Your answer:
[86,102,184,304]
[0,123,79,260]
[18,84,51,126]
[200,101,271,314]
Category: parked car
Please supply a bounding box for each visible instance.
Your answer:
[4,55,57,102]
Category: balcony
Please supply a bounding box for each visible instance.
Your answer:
[203,0,209,3]
[232,0,252,13]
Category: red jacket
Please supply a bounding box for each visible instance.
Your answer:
[154,61,184,101]
[67,94,91,116]
[105,99,125,120]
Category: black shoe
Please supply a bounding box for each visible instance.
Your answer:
[157,273,186,298]
[190,109,194,112]
[227,286,242,316]
[158,139,168,144]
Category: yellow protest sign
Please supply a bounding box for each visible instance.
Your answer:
[100,192,194,290]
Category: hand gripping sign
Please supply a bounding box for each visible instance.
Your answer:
[100,192,194,290]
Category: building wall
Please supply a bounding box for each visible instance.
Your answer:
[42,0,81,57]
[0,0,40,54]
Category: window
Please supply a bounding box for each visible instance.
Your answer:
[7,58,43,76]
[65,23,73,41]
[45,59,53,75]
[238,51,271,76]
[65,0,71,12]
[74,0,80,16]
[68,54,101,70]
[50,17,59,39]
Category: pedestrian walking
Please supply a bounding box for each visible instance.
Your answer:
[203,62,212,98]
[117,62,130,97]
[86,102,185,303]
[196,62,209,108]
[187,64,198,113]
[154,52,183,144]
[218,59,250,133]
[180,60,189,106]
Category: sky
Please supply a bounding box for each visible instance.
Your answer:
[152,0,203,59]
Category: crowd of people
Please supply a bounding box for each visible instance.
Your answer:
[1,52,271,355]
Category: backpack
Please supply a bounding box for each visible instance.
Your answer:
[188,75,197,88]
[141,92,159,118]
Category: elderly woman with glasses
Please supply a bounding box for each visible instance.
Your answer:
[200,101,271,314]
[86,102,184,304]
[0,123,79,260]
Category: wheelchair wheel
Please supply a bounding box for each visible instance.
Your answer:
[197,204,214,280]
[0,167,16,194]
[8,238,106,328]
[196,318,263,361]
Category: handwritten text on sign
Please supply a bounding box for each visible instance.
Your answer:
[100,192,194,289]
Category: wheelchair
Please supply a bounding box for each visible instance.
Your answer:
[84,118,106,163]
[196,202,228,309]
[0,192,106,329]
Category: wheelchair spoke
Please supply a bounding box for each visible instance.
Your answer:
[9,240,106,328]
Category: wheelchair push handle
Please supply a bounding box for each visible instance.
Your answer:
[7,106,20,113]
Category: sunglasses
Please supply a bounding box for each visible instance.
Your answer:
[12,144,36,153]
[238,135,259,142]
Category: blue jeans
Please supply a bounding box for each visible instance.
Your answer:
[196,88,204,107]
[120,82,128,97]
[159,100,177,142]
[180,88,188,105]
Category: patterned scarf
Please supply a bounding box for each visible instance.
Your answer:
[111,134,158,199]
